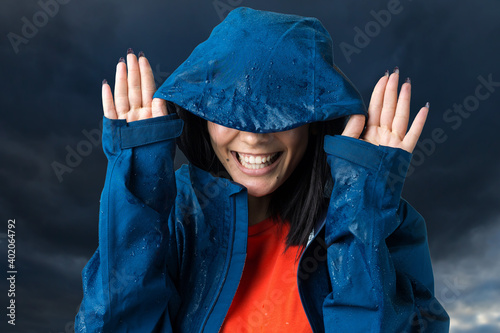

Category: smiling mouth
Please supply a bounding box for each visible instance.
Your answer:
[233,151,282,170]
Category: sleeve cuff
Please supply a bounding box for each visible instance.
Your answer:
[324,135,385,171]
[324,135,412,172]
[103,114,184,150]
[324,135,413,198]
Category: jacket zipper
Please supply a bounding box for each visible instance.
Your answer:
[200,193,246,333]
[296,212,327,333]
[217,258,247,333]
[217,193,248,333]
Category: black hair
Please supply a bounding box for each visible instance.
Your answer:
[169,101,345,254]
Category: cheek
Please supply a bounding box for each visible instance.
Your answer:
[207,123,236,158]
[283,127,309,158]
[289,141,308,171]
[280,128,309,180]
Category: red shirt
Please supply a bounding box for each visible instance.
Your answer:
[220,217,313,332]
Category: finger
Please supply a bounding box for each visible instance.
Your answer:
[367,71,389,127]
[152,98,168,118]
[392,78,412,140]
[114,58,129,119]
[341,114,365,139]
[127,50,142,109]
[403,104,429,153]
[380,67,400,130]
[102,79,117,119]
[138,52,156,108]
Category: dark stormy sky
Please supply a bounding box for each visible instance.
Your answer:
[1,0,499,332]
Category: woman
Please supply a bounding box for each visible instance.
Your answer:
[76,7,449,332]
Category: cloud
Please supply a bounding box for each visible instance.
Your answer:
[433,218,500,332]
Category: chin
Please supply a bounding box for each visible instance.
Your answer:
[246,188,271,197]
[245,182,280,197]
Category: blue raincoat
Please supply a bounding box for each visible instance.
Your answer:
[75,7,449,332]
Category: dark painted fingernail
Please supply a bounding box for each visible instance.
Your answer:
[127,48,134,54]
[393,66,399,74]
[102,79,107,85]
[405,77,411,84]
[425,102,430,109]
[384,70,390,77]
[118,57,125,63]
[138,51,145,58]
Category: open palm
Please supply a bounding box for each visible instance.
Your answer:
[342,68,429,154]
[102,49,167,122]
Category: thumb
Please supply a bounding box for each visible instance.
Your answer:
[151,98,168,117]
[341,114,365,139]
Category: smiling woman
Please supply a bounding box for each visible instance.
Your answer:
[207,121,309,224]
[75,6,449,333]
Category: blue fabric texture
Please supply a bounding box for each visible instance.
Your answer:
[76,6,449,333]
[153,7,366,133]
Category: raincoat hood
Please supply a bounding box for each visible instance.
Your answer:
[154,7,366,133]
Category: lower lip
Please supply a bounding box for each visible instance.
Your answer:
[231,152,282,176]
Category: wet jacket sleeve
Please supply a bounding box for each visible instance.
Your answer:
[75,115,184,332]
[322,135,449,332]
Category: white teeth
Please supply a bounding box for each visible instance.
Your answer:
[237,152,279,169]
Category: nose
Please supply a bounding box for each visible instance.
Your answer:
[238,131,271,146]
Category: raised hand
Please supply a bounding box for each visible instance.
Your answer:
[102,49,168,122]
[342,68,429,154]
